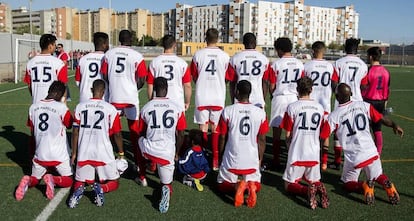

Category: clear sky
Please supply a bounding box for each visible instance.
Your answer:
[6,0,414,44]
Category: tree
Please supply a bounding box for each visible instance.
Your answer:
[138,35,158,46]
[66,33,72,40]
[15,24,41,35]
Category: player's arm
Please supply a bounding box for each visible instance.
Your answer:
[183,82,192,111]
[381,116,403,137]
[136,60,147,90]
[71,126,79,165]
[175,112,187,160]
[111,113,124,158]
[147,83,154,100]
[257,133,266,164]
[217,116,228,160]
[229,81,237,104]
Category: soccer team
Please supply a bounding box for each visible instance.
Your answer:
[15,28,404,212]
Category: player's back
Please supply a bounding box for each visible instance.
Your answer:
[362,65,390,101]
[76,52,105,103]
[29,99,71,162]
[270,56,304,96]
[334,55,368,101]
[25,55,66,103]
[230,50,269,107]
[304,59,335,112]
[192,47,230,107]
[74,98,119,163]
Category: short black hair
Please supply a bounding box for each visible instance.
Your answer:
[367,47,382,61]
[119,30,132,45]
[205,28,219,44]
[237,80,252,98]
[188,129,203,146]
[243,32,256,49]
[161,34,176,50]
[93,32,109,50]
[344,38,360,54]
[57,43,63,48]
[154,76,168,92]
[48,81,66,100]
[39,34,57,50]
[92,79,106,92]
[312,41,326,54]
[296,76,313,96]
[274,37,292,53]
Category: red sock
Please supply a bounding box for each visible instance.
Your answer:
[374,131,383,155]
[29,176,39,187]
[286,183,308,196]
[101,180,119,193]
[218,181,236,194]
[211,132,219,167]
[73,181,85,190]
[53,176,73,188]
[375,174,389,186]
[202,131,208,148]
[334,144,342,164]
[321,147,329,165]
[272,139,281,165]
[343,181,363,193]
[253,182,261,192]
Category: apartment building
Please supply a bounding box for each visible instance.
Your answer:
[0,2,12,33]
[55,7,76,39]
[12,7,56,35]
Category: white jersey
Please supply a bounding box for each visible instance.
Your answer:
[218,102,268,171]
[101,46,147,105]
[138,98,187,164]
[148,54,191,110]
[191,47,230,108]
[304,59,336,112]
[28,99,72,163]
[24,54,67,103]
[281,99,325,166]
[75,52,106,103]
[269,56,304,96]
[73,98,121,164]
[228,49,270,107]
[324,101,382,167]
[333,55,368,101]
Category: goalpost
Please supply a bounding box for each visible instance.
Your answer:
[14,38,38,84]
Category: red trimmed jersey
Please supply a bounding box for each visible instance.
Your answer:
[147,54,191,110]
[24,54,67,103]
[75,52,105,103]
[28,99,73,163]
[228,49,270,107]
[73,98,121,165]
[333,55,368,101]
[217,102,269,172]
[321,101,382,167]
[190,47,230,108]
[138,98,187,163]
[101,46,147,105]
[269,56,304,96]
[304,59,336,112]
[361,65,390,101]
[281,99,326,166]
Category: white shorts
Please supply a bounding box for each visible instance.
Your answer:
[31,159,73,180]
[75,161,120,182]
[194,108,223,126]
[217,167,261,184]
[115,103,139,120]
[341,157,383,183]
[282,164,321,183]
[270,94,297,127]
[157,163,175,184]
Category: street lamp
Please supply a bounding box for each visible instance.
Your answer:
[109,0,112,46]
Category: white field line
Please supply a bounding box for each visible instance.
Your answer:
[391,89,414,92]
[35,188,70,221]
[0,74,75,95]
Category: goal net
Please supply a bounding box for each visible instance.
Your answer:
[14,38,39,84]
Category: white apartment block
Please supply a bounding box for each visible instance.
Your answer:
[12,7,56,35]
[191,4,229,43]
[228,0,256,43]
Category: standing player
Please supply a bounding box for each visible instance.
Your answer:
[227,32,270,108]
[321,83,403,205]
[15,81,73,201]
[304,41,336,170]
[68,79,124,208]
[75,32,109,103]
[56,43,72,101]
[329,38,368,170]
[137,77,186,213]
[268,37,304,169]
[281,77,329,210]
[361,47,391,155]
[24,34,67,104]
[190,28,230,170]
[216,80,268,208]
[101,29,148,185]
[147,34,191,111]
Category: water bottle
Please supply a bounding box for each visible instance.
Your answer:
[385,107,393,115]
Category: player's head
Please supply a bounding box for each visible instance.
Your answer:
[161,34,176,50]
[205,28,219,45]
[91,79,106,99]
[335,83,352,104]
[367,46,382,62]
[296,76,313,97]
[188,129,203,146]
[243,32,256,49]
[311,41,326,58]
[47,81,66,101]
[274,37,292,57]
[57,43,64,52]
[236,80,252,101]
[119,29,132,46]
[93,32,109,52]
[154,77,168,97]
[344,38,360,54]
[39,34,57,52]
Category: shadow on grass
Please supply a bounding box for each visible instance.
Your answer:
[2,125,32,174]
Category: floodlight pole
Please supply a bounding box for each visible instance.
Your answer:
[29,0,33,48]
[109,0,112,46]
